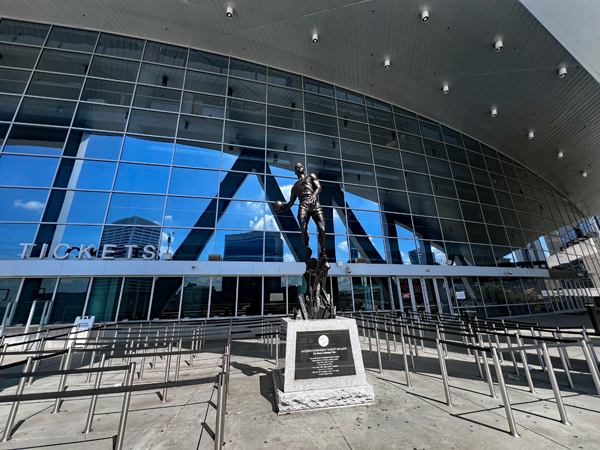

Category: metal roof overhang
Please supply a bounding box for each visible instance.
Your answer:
[2,0,600,215]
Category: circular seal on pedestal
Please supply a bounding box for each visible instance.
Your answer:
[318,335,329,347]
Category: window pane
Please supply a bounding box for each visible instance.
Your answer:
[89,55,140,82]
[138,63,184,88]
[178,115,224,142]
[133,85,181,112]
[64,191,109,224]
[267,85,302,108]
[0,155,58,187]
[0,20,49,45]
[73,103,128,132]
[227,77,265,102]
[0,67,29,94]
[181,92,225,118]
[144,41,187,67]
[11,278,57,325]
[230,59,266,82]
[118,277,152,320]
[114,163,170,194]
[181,277,210,318]
[169,168,220,197]
[151,277,182,320]
[28,72,84,99]
[59,160,115,190]
[46,27,97,52]
[373,146,401,168]
[0,43,40,69]
[266,127,304,152]
[406,172,432,194]
[237,277,262,316]
[226,98,265,124]
[4,125,68,156]
[164,197,215,227]
[264,277,286,315]
[367,107,394,129]
[64,130,122,160]
[209,277,236,317]
[306,133,339,159]
[268,68,301,89]
[0,187,48,221]
[48,278,90,324]
[127,109,177,137]
[341,140,372,164]
[337,100,367,122]
[343,162,375,186]
[339,119,369,142]
[96,33,144,59]
[121,136,173,164]
[409,194,437,216]
[188,49,228,74]
[304,78,334,97]
[185,70,227,95]
[106,193,165,224]
[304,92,336,116]
[37,49,91,75]
[224,121,265,148]
[86,277,122,322]
[174,140,221,169]
[81,78,134,106]
[267,106,303,130]
[16,97,76,126]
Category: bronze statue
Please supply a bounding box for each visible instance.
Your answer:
[274,163,336,320]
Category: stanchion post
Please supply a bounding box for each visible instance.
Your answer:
[400,327,411,387]
[52,346,74,413]
[580,340,600,396]
[491,348,519,438]
[374,322,383,374]
[541,342,571,426]
[436,338,452,406]
[115,362,136,450]
[1,357,32,442]
[162,342,173,403]
[84,353,106,433]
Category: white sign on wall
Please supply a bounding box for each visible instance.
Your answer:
[456,291,466,300]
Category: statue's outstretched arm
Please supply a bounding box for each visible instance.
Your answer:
[276,188,297,213]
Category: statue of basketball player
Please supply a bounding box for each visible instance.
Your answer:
[274,163,329,268]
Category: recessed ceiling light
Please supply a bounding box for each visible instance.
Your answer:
[226,6,233,18]
[528,131,534,139]
[582,171,588,178]
[491,108,498,117]
[421,11,429,22]
[495,40,503,52]
[442,84,449,94]
[558,67,567,78]
[384,59,391,69]
[312,33,319,44]
[558,151,564,159]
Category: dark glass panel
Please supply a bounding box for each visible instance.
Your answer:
[441,126,462,147]
[304,78,334,97]
[221,146,265,173]
[476,186,497,205]
[419,121,442,141]
[465,221,489,244]
[343,161,375,186]
[462,135,481,153]
[512,195,529,212]
[304,112,337,136]
[371,126,398,148]
[28,72,84,99]
[37,49,90,75]
[179,115,224,143]
[427,158,451,178]
[267,105,303,130]
[379,189,409,213]
[332,277,353,312]
[440,219,468,242]
[133,85,181,112]
[88,55,140,82]
[0,187,48,222]
[401,152,427,173]
[11,279,57,325]
[446,145,468,164]
[413,217,442,240]
[0,67,29,94]
[371,277,392,310]
[229,58,265,82]
[366,97,391,111]
[0,20,49,45]
[304,92,335,116]
[481,144,498,158]
[185,70,226,95]
[15,97,75,126]
[367,107,394,129]
[0,43,40,69]
[223,121,265,148]
[96,33,144,59]
[518,212,536,230]
[467,150,486,170]
[337,100,367,122]
[118,277,153,320]
[86,277,122,322]
[450,163,472,183]
[188,49,228,74]
[181,277,210,318]
[227,77,265,102]
[81,78,133,106]
[47,27,97,52]
[0,123,7,146]
[266,127,304,153]
[398,133,423,154]
[471,168,491,187]
[373,146,401,168]
[144,41,187,67]
[436,198,463,220]
[305,133,339,159]
[73,103,128,132]
[471,245,495,267]
[173,140,221,169]
[431,176,456,198]
[423,139,447,159]
[306,156,342,182]
[481,205,503,225]
[150,277,182,320]
[344,185,378,211]
[127,109,177,137]
[395,115,419,135]
[4,125,67,156]
[339,119,369,142]
[210,277,237,317]
[237,277,262,316]
[0,155,58,187]
[409,194,437,216]
[267,85,302,108]
[487,226,509,246]
[0,96,16,123]
[341,140,372,164]
[405,172,432,194]
[48,278,90,324]
[106,193,166,224]
[138,63,184,88]
[227,98,265,124]
[506,228,526,247]
[502,162,518,179]
[181,92,225,118]
[485,156,503,174]
[335,87,364,104]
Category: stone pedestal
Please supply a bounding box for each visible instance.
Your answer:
[273,317,374,414]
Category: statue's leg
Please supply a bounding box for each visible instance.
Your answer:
[298,209,311,260]
[314,211,328,264]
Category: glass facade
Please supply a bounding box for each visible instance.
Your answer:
[1,18,600,322]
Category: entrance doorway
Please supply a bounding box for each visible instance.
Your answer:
[394,277,452,315]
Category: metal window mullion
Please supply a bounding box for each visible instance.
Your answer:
[177,277,184,320]
[432,277,443,314]
[42,276,60,325]
[408,277,417,312]
[81,276,94,316]
[5,277,25,328]
[146,276,157,321]
[114,276,127,321]
[234,276,239,318]
[207,276,213,318]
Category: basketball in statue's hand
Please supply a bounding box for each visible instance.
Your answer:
[274,201,285,213]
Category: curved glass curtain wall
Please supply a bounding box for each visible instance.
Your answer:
[1,19,600,322]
